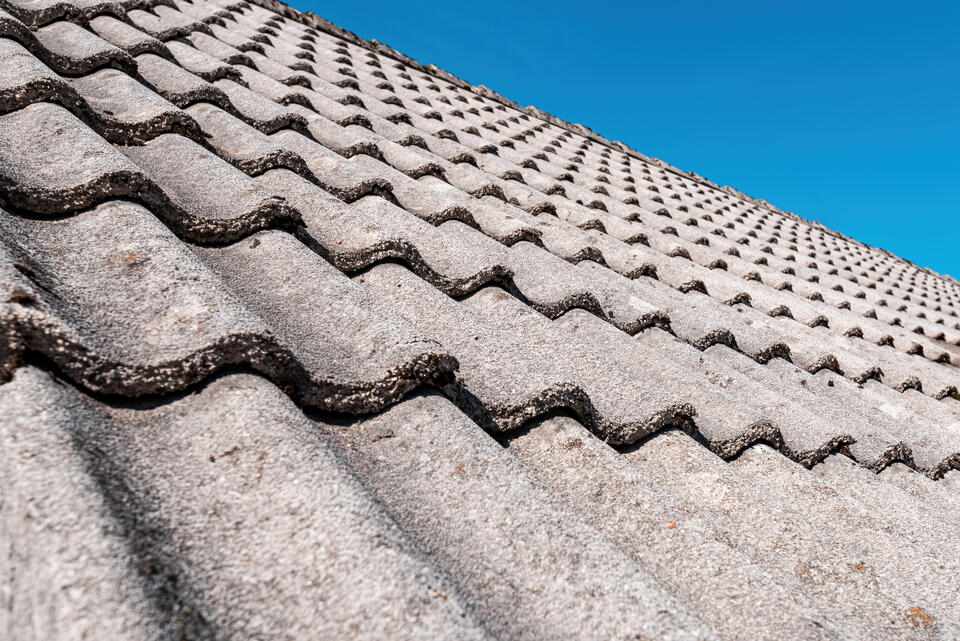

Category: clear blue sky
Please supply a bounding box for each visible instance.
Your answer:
[298,1,960,278]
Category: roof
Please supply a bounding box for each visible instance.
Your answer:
[2,1,960,639]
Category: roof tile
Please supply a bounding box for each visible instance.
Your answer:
[4,1,960,637]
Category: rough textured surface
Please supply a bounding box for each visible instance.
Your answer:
[3,1,960,639]
[1,367,492,641]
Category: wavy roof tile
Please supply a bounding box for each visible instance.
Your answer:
[2,1,960,639]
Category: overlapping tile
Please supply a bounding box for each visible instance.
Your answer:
[1,366,492,641]
[3,0,960,638]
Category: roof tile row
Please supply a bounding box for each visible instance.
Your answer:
[3,0,960,638]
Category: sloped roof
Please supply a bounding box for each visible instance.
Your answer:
[2,1,960,639]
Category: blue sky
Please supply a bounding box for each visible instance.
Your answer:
[300,1,960,278]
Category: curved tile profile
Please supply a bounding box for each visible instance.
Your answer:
[214,76,310,133]
[626,430,960,639]
[191,229,458,412]
[34,19,136,75]
[119,133,302,241]
[89,14,173,57]
[66,68,206,143]
[0,8,35,53]
[127,7,204,41]
[1,366,493,641]
[270,126,398,201]
[555,310,823,459]
[185,101,321,178]
[0,0,84,28]
[4,1,960,639]
[357,263,694,443]
[0,37,82,114]
[0,103,298,241]
[503,414,855,641]
[505,241,668,332]
[316,391,717,641]
[350,155,490,228]
[0,200,283,393]
[186,30,253,66]
[0,102,159,213]
[0,41,203,144]
[255,168,514,295]
[136,51,238,110]
[0,203,455,412]
[707,346,960,478]
[166,38,241,80]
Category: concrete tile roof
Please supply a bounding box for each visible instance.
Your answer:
[2,0,960,638]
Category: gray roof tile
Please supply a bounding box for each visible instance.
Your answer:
[187,30,253,65]
[0,199,275,394]
[126,6,203,41]
[88,14,171,56]
[192,230,457,412]
[136,50,235,109]
[0,102,155,213]
[2,366,492,640]
[0,7,34,43]
[625,432,960,640]
[0,37,75,114]
[4,1,960,638]
[504,415,854,641]
[118,132,300,238]
[165,38,241,81]
[67,67,204,142]
[173,0,230,25]
[0,0,85,27]
[316,390,716,641]
[34,18,135,75]
[212,77,307,132]
[186,102,312,175]
[256,168,510,293]
[358,264,694,442]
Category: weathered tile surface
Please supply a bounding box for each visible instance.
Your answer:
[2,1,960,639]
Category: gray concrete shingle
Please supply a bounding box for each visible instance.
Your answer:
[1,366,492,641]
[3,0,960,638]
